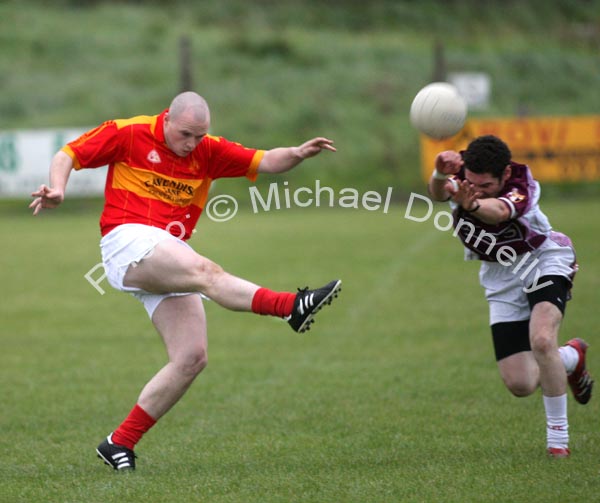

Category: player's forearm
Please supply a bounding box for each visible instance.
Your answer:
[49,151,74,192]
[258,147,303,174]
[464,198,511,225]
[428,177,451,201]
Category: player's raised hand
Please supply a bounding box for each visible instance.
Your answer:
[29,185,65,215]
[435,150,463,175]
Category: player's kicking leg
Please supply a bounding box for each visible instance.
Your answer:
[122,239,342,333]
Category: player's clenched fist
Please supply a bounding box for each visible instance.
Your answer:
[434,150,463,176]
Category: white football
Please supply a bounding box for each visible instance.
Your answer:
[410,82,467,139]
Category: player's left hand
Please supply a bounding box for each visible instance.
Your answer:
[296,137,336,159]
[29,185,65,215]
[450,179,482,212]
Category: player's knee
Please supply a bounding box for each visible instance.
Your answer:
[530,332,555,357]
[176,347,208,377]
[507,384,536,398]
[189,348,208,375]
[502,375,537,397]
[191,256,224,288]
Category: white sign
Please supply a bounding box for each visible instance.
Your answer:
[448,72,491,110]
[0,128,107,197]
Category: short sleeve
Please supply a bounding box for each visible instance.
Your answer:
[204,135,264,181]
[64,121,124,170]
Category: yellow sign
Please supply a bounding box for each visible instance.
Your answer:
[420,115,600,183]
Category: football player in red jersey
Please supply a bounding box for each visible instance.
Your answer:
[30,92,341,470]
[428,134,593,458]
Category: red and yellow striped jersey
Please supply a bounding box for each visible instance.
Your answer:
[63,110,263,240]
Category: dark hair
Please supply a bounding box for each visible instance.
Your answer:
[463,135,512,179]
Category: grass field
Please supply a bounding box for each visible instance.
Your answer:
[2,2,600,500]
[1,195,599,502]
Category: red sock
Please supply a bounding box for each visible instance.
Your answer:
[111,404,157,450]
[251,288,296,317]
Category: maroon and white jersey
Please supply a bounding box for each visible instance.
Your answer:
[449,161,555,262]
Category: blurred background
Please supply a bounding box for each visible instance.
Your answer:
[1,0,599,200]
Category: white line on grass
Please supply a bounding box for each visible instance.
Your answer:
[346,228,443,322]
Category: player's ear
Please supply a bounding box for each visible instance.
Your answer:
[502,165,511,183]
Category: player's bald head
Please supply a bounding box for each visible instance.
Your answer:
[168,92,210,124]
[164,92,211,156]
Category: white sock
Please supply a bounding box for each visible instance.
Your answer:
[558,345,579,375]
[543,394,569,449]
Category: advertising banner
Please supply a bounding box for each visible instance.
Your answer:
[0,128,107,197]
[420,116,600,183]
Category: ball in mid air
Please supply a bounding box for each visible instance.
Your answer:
[410,82,467,139]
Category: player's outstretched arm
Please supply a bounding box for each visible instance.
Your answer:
[29,151,74,215]
[258,137,336,174]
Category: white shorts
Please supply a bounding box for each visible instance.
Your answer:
[100,224,200,319]
[479,234,577,325]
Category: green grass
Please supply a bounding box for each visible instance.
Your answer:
[1,197,599,502]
